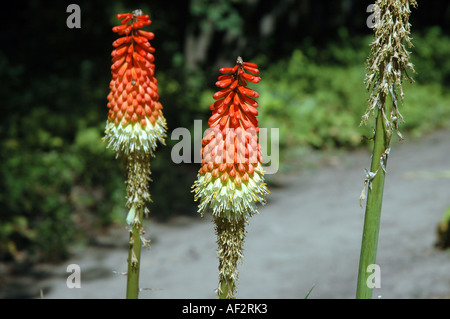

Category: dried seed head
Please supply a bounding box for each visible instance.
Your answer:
[362,0,417,140]
[215,216,246,299]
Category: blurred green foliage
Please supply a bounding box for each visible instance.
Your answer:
[1,1,449,262]
[257,28,450,159]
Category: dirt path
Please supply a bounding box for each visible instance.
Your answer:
[6,129,450,299]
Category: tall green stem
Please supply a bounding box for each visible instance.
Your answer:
[356,0,416,299]
[356,107,389,299]
[126,205,144,299]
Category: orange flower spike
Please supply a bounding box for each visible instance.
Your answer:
[105,9,166,158]
[193,56,269,222]
[196,54,271,299]
[107,10,167,300]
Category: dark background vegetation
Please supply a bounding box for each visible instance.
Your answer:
[0,0,449,262]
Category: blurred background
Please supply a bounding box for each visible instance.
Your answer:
[0,0,449,297]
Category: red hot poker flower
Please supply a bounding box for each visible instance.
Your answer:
[105,10,166,158]
[193,57,270,299]
[193,57,269,222]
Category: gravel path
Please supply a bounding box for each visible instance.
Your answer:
[5,129,450,299]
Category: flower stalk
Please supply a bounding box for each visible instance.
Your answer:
[357,105,389,299]
[357,0,417,299]
[104,10,166,299]
[193,57,269,299]
[215,216,246,299]
[126,203,144,299]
